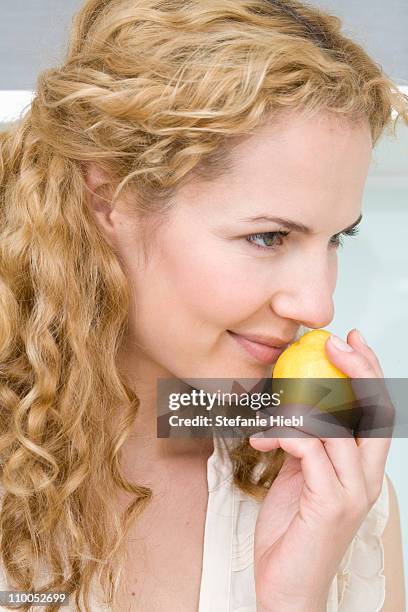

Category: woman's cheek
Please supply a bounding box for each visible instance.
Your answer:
[160,234,271,322]
[183,264,269,325]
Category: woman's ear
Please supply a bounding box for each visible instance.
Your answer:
[83,162,117,247]
[84,162,113,216]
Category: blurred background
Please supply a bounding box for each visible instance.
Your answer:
[0,0,407,599]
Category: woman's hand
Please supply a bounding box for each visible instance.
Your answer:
[249,329,394,612]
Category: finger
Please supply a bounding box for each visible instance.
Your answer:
[325,334,394,492]
[324,334,378,378]
[250,427,340,495]
[346,328,384,376]
[251,421,367,495]
[249,423,313,452]
[351,376,394,489]
[324,334,394,440]
[317,437,367,496]
[258,400,354,440]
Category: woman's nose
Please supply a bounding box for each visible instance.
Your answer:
[270,257,336,329]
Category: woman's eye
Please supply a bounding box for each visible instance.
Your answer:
[245,226,360,252]
[245,231,290,250]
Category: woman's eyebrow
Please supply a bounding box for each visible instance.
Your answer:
[238,213,363,234]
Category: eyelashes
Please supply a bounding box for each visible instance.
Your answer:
[329,225,360,248]
[245,226,360,251]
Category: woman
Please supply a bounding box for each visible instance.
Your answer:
[0,0,406,610]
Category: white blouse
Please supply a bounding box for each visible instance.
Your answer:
[0,433,389,611]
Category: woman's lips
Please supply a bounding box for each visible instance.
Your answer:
[227,330,287,365]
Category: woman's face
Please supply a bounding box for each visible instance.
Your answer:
[100,111,372,382]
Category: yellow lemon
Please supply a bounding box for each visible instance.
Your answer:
[272,329,356,419]
[273,329,347,378]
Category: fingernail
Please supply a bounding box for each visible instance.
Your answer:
[250,431,265,439]
[355,329,368,345]
[329,334,354,352]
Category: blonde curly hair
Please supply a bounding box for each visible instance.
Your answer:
[0,0,407,610]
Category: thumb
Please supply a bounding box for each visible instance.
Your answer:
[325,334,377,378]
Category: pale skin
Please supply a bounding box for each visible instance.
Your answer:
[85,109,405,611]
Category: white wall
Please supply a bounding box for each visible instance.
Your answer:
[327,121,408,597]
